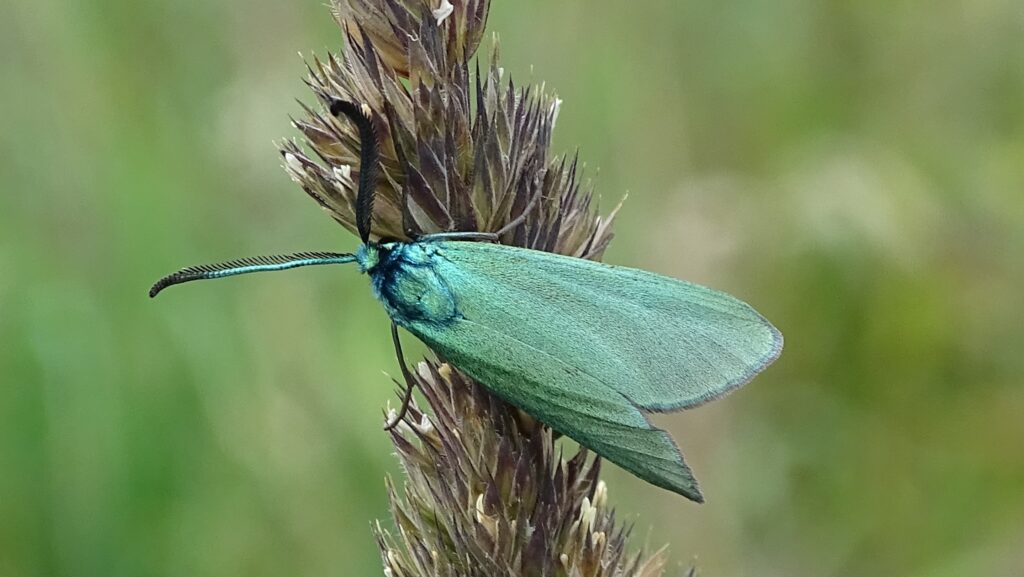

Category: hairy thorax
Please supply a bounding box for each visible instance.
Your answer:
[360,242,459,327]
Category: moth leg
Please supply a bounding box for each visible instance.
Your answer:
[414,187,541,243]
[416,231,499,243]
[494,186,543,237]
[383,322,417,431]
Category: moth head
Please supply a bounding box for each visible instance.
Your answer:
[356,242,381,274]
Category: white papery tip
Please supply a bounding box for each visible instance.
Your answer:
[432,0,454,24]
[593,480,608,508]
[284,153,305,176]
[580,497,596,533]
[551,97,564,124]
[333,164,353,185]
[414,414,434,435]
[474,493,499,538]
[475,493,486,522]
[384,551,400,577]
[385,406,413,435]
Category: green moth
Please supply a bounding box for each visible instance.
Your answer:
[151,99,783,502]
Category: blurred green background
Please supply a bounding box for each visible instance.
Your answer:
[2,1,1022,576]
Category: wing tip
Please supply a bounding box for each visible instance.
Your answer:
[668,477,705,503]
[644,318,784,414]
[636,420,706,503]
[765,321,785,366]
[660,456,705,503]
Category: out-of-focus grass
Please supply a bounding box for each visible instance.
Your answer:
[1,1,1021,576]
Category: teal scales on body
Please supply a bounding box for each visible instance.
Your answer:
[152,99,782,502]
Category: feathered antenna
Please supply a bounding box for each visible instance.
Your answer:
[149,252,356,297]
[327,98,380,244]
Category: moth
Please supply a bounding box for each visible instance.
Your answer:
[152,100,783,502]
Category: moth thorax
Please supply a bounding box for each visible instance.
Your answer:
[383,259,458,325]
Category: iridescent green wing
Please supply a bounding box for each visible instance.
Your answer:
[410,314,704,501]
[402,241,781,500]
[432,242,783,411]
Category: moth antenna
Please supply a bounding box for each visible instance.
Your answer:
[329,99,381,244]
[149,252,357,297]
